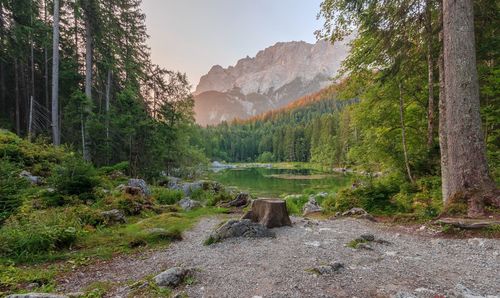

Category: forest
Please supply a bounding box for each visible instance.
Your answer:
[0,0,205,179]
[0,0,499,296]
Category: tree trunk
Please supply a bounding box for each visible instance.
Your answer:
[51,0,61,145]
[0,3,5,116]
[425,0,435,149]
[44,0,50,113]
[443,0,499,216]
[438,0,449,202]
[242,199,292,228]
[83,0,93,162]
[398,81,414,184]
[14,60,21,135]
[105,69,112,163]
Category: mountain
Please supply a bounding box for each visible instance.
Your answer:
[194,39,350,126]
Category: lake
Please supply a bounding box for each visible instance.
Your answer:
[209,167,352,198]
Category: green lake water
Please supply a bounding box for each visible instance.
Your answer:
[209,167,352,198]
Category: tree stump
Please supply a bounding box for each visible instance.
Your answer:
[242,199,292,228]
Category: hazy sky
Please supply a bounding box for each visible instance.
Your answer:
[141,0,324,88]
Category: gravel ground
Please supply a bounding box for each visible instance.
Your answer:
[58,216,500,298]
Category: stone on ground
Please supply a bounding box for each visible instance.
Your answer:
[242,199,292,228]
[179,198,201,210]
[19,170,43,185]
[302,197,323,216]
[127,178,151,197]
[154,267,191,288]
[311,262,344,275]
[208,219,275,243]
[100,209,126,224]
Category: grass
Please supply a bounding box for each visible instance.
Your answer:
[347,238,368,249]
[0,207,226,296]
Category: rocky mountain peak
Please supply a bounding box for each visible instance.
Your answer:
[194,38,351,126]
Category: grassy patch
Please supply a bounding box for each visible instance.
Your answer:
[347,238,368,249]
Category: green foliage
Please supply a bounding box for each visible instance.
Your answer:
[284,195,309,215]
[49,157,100,202]
[256,151,275,163]
[0,160,28,224]
[0,209,82,261]
[153,187,184,205]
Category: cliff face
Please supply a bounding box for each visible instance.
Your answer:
[194,39,350,126]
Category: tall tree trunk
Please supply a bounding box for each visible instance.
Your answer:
[443,0,499,216]
[105,69,112,164]
[83,0,92,162]
[399,81,414,184]
[425,0,435,149]
[44,0,50,113]
[51,0,61,145]
[0,3,5,116]
[438,0,449,202]
[14,60,21,135]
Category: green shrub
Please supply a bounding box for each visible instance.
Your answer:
[284,195,309,215]
[206,191,232,207]
[153,187,184,205]
[190,188,213,202]
[0,160,28,224]
[97,161,129,175]
[256,152,274,163]
[0,209,82,260]
[49,157,100,202]
[116,194,152,215]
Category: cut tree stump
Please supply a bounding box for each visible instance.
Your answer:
[242,199,292,228]
[435,218,500,229]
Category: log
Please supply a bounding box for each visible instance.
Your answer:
[435,218,500,229]
[242,199,292,228]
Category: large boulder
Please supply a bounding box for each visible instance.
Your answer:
[178,198,201,211]
[100,209,126,224]
[154,267,191,288]
[207,219,275,244]
[19,170,42,185]
[302,197,323,216]
[127,179,151,197]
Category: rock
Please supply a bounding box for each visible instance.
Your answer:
[302,197,323,216]
[19,170,42,185]
[228,193,251,207]
[179,198,201,211]
[446,284,499,298]
[7,294,68,298]
[341,207,368,216]
[359,233,375,242]
[127,179,151,197]
[312,262,344,275]
[154,267,191,288]
[101,209,126,224]
[208,219,275,243]
[66,293,85,298]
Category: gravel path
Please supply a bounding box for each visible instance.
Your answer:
[59,216,500,298]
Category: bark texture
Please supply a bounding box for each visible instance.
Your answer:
[425,0,435,149]
[51,0,61,145]
[399,82,414,184]
[242,199,292,228]
[83,0,93,162]
[443,0,499,216]
[438,0,449,201]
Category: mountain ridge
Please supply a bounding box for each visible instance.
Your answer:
[194,39,350,126]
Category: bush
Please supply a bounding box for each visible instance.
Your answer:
[0,209,82,260]
[257,152,274,163]
[284,195,309,215]
[49,156,100,202]
[0,160,28,224]
[153,187,184,205]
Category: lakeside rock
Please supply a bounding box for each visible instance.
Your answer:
[128,179,151,197]
[302,197,323,216]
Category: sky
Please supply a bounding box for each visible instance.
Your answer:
[141,0,324,88]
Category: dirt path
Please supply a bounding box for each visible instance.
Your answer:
[58,216,500,297]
